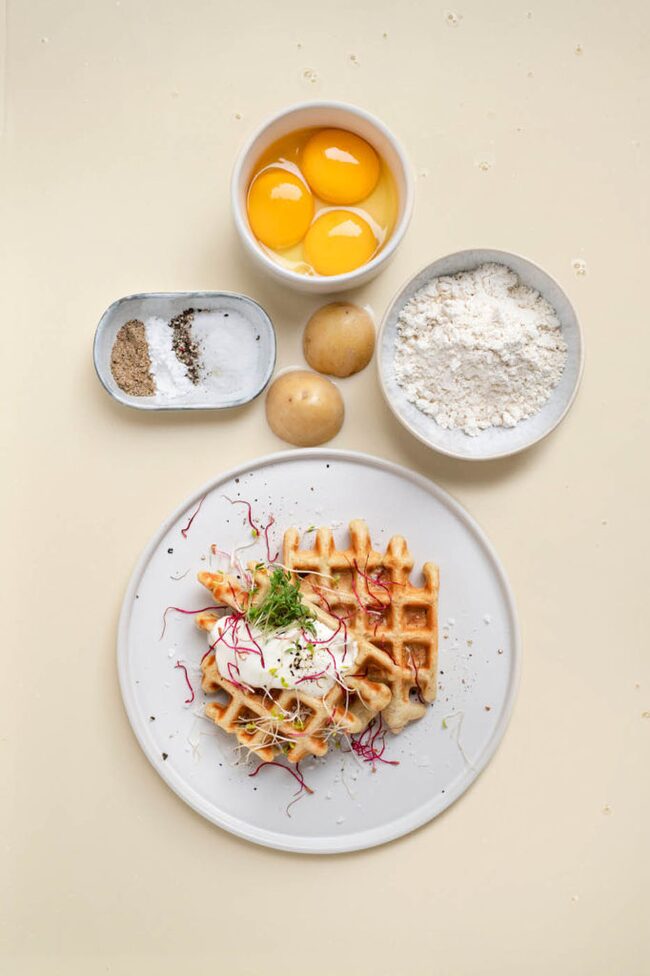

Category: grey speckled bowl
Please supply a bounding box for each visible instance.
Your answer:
[378,249,584,460]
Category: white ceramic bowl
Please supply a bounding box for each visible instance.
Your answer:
[378,249,585,460]
[231,101,414,294]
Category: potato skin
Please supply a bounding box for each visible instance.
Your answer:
[265,370,344,446]
[303,303,375,378]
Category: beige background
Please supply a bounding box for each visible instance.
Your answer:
[2,1,649,973]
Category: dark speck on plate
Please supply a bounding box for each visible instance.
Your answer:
[162,752,168,760]
[150,716,156,721]
[167,547,174,554]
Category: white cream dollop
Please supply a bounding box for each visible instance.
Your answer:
[208,614,356,698]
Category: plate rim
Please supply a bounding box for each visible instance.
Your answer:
[117,448,522,854]
[377,248,585,461]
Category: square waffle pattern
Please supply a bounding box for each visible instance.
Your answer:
[282,519,440,732]
[196,569,392,763]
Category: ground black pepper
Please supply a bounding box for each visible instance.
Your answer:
[169,308,201,384]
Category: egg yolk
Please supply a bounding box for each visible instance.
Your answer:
[247,168,313,250]
[301,129,380,205]
[303,210,377,276]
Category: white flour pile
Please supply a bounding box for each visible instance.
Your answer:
[393,263,568,436]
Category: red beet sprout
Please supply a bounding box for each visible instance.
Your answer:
[248,760,313,794]
[180,494,206,539]
[226,660,253,693]
[410,651,425,704]
[263,516,279,563]
[160,605,221,640]
[210,615,266,666]
[351,715,399,766]
[174,661,195,704]
[224,496,259,533]
[296,668,329,685]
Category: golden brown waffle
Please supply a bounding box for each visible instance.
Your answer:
[282,519,439,733]
[195,568,392,764]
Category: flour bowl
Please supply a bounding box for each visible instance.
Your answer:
[378,249,584,460]
[231,101,414,294]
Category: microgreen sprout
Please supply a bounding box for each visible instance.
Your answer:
[180,494,206,539]
[160,604,222,641]
[246,568,316,636]
[174,661,195,704]
[350,715,399,767]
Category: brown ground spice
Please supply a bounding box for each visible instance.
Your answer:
[110,319,155,396]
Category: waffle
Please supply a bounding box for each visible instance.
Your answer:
[195,568,393,764]
[282,519,439,733]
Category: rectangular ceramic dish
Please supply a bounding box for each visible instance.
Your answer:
[93,291,276,410]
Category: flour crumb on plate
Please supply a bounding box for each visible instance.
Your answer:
[393,263,568,436]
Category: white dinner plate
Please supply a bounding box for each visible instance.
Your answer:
[118,450,520,853]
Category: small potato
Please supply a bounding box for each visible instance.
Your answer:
[303,302,375,378]
[265,370,344,447]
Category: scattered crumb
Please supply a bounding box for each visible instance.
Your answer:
[297,41,302,48]
[336,816,345,824]
[445,10,462,26]
[40,36,49,44]
[483,614,492,624]
[527,70,534,78]
[382,31,388,38]
[484,705,492,712]
[349,53,360,66]
[572,258,588,276]
[418,168,429,179]
[303,68,319,83]
[602,804,612,815]
[571,894,580,903]
[234,112,242,120]
[575,43,583,55]
[162,753,168,761]
[642,711,650,719]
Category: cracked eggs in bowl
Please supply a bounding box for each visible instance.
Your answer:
[231,102,414,293]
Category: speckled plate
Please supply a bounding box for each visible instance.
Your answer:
[118,450,520,853]
[378,249,584,460]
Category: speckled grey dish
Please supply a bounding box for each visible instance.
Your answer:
[378,249,584,460]
[93,292,276,410]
